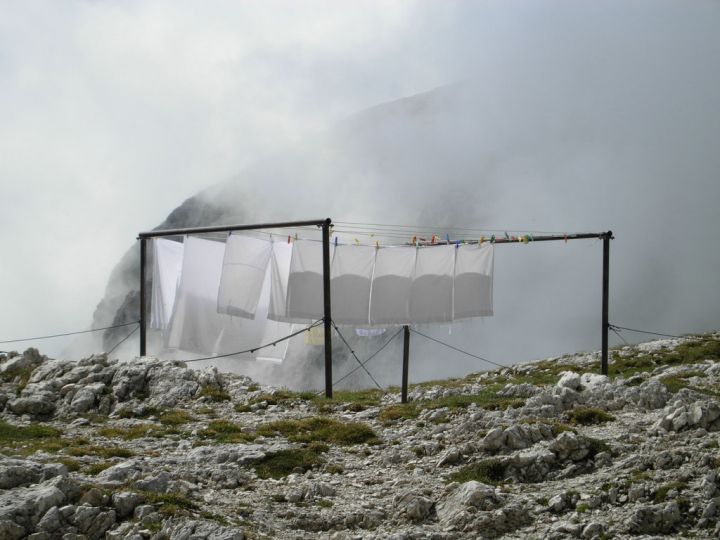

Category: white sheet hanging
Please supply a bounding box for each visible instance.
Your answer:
[331,244,376,325]
[286,239,325,321]
[166,237,227,354]
[369,246,416,325]
[267,241,294,323]
[217,234,271,319]
[410,244,455,323]
[454,243,494,319]
[150,238,184,330]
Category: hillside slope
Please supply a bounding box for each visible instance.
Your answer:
[2,333,720,539]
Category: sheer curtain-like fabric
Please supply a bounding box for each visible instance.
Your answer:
[331,244,376,325]
[267,241,294,323]
[410,244,455,323]
[454,244,494,319]
[150,238,184,330]
[286,239,325,321]
[166,237,227,354]
[369,246,416,325]
[217,234,271,319]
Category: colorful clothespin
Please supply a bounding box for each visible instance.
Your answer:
[445,233,450,245]
[294,232,298,241]
[490,235,496,244]
[354,238,360,246]
[522,235,529,244]
[412,235,417,246]
[287,235,291,244]
[455,240,460,249]
[528,234,534,242]
[564,234,568,243]
[479,235,485,245]
[375,240,379,249]
[504,231,510,241]
[334,236,338,247]
[431,234,437,244]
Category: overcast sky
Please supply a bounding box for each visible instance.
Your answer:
[1,0,719,359]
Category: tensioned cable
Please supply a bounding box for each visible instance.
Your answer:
[334,221,569,236]
[326,327,403,391]
[107,324,140,355]
[0,321,141,345]
[409,328,507,369]
[177,320,324,363]
[330,321,385,392]
[609,326,630,346]
[608,324,684,340]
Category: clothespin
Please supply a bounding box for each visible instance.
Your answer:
[375,240,379,249]
[445,233,450,245]
[354,238,360,246]
[490,235,496,244]
[528,233,534,242]
[455,240,460,249]
[522,235,529,244]
[564,234,568,243]
[294,232,298,241]
[412,235,417,246]
[334,236,338,247]
[287,235,291,244]
[431,234,436,244]
[479,235,485,245]
[504,231,510,241]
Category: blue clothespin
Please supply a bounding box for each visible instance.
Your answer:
[334,237,338,247]
[455,240,460,249]
[445,233,450,245]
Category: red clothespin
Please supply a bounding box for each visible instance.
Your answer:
[287,235,291,244]
[431,234,437,244]
[412,235,417,246]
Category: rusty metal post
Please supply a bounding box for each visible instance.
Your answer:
[139,238,147,357]
[322,218,333,398]
[401,325,410,403]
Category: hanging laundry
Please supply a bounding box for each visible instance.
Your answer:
[304,326,325,345]
[410,244,455,323]
[267,241,294,323]
[166,237,227,354]
[150,238,184,330]
[331,244,376,325]
[355,327,386,337]
[217,234,272,319]
[286,239,326,321]
[369,246,416,325]
[454,243,494,319]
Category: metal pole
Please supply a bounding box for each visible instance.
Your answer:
[401,325,410,403]
[138,218,329,239]
[601,231,611,376]
[322,218,333,398]
[139,238,147,357]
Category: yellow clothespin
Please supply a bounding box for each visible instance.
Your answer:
[480,235,485,245]
[375,240,379,249]
[354,238,360,246]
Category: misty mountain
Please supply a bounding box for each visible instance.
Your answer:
[90,78,720,388]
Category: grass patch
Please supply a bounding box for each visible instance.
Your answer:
[567,407,616,426]
[317,499,333,508]
[57,457,81,472]
[199,420,255,444]
[521,418,577,435]
[611,335,720,378]
[256,417,378,445]
[251,447,325,479]
[66,445,134,458]
[653,481,688,503]
[586,436,612,458]
[116,406,159,420]
[83,461,114,475]
[97,424,175,440]
[447,458,507,485]
[158,409,195,426]
[0,420,61,441]
[378,404,419,425]
[425,385,525,411]
[142,491,198,513]
[198,384,230,402]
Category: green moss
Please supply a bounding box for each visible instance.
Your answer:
[425,385,525,412]
[317,499,333,508]
[116,406,159,419]
[57,457,81,472]
[141,491,198,511]
[251,447,325,479]
[158,409,195,426]
[576,503,589,513]
[97,424,173,440]
[198,384,230,402]
[256,416,378,445]
[0,420,61,441]
[66,445,134,458]
[653,481,688,503]
[199,420,255,444]
[379,404,419,425]
[446,458,507,485]
[83,461,114,475]
[567,407,616,426]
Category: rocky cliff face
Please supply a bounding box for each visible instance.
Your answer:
[2,332,720,538]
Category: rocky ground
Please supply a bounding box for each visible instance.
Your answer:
[1,333,720,539]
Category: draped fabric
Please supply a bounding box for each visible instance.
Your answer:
[331,244,376,325]
[267,241,294,323]
[286,239,325,321]
[217,234,271,319]
[454,244,494,318]
[369,246,416,325]
[150,238,184,330]
[410,244,455,323]
[166,237,227,354]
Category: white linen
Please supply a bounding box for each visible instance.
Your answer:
[286,239,325,321]
[217,234,271,319]
[267,241,294,323]
[410,244,455,323]
[369,246,416,325]
[150,238,184,330]
[331,245,376,325]
[453,243,494,319]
